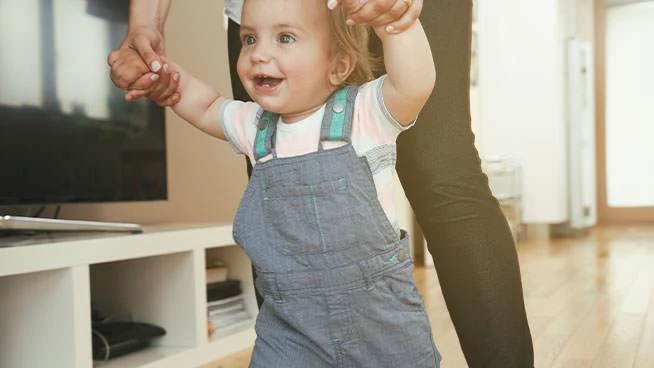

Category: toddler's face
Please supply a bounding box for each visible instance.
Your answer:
[237,0,338,123]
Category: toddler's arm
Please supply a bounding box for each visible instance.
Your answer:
[374,19,435,125]
[167,62,228,140]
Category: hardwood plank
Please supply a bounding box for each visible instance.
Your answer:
[634,291,654,368]
[590,314,645,368]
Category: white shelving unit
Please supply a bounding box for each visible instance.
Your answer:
[482,157,523,242]
[0,224,257,368]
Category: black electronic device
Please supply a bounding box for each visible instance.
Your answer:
[92,321,167,361]
[0,0,167,212]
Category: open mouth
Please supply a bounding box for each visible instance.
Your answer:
[254,74,283,88]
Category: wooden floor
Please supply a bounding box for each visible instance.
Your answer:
[205,225,654,367]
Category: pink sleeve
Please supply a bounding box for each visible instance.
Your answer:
[353,75,416,145]
[219,99,261,161]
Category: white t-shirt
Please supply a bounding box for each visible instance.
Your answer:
[224,0,243,24]
[219,76,413,232]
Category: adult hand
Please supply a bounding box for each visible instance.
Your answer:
[330,0,423,33]
[107,26,179,103]
[108,46,158,96]
[108,26,162,89]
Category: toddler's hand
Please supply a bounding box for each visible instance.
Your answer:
[146,63,181,107]
[128,60,181,107]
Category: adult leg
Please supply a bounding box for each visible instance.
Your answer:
[227,18,264,306]
[395,1,534,367]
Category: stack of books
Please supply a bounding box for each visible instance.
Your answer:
[205,262,251,337]
[207,294,251,334]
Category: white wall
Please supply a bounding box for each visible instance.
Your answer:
[474,0,596,224]
[476,0,569,223]
[0,0,43,107]
[605,2,654,206]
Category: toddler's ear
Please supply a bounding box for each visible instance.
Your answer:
[329,53,356,87]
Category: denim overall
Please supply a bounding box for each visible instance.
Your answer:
[233,87,441,368]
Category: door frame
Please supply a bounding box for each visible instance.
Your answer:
[594,0,654,223]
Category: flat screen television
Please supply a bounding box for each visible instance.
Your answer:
[0,0,167,212]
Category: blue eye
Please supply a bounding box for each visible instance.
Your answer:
[242,35,256,46]
[279,33,295,44]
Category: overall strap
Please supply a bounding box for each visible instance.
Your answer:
[320,86,359,143]
[253,110,279,161]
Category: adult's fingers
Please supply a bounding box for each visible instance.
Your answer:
[110,61,149,90]
[125,89,149,101]
[360,0,412,28]
[133,34,164,72]
[345,0,396,25]
[108,48,151,89]
[327,0,339,10]
[128,72,160,91]
[107,49,120,67]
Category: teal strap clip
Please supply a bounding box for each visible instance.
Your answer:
[254,111,276,160]
[327,88,349,140]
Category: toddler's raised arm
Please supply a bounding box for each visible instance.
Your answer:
[167,62,228,141]
[374,17,435,125]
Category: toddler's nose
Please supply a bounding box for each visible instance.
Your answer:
[251,43,273,64]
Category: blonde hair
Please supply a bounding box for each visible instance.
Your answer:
[328,7,379,86]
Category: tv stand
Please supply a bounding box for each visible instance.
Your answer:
[0,223,257,367]
[0,215,142,233]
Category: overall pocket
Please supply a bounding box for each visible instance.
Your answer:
[382,262,425,312]
[262,177,350,255]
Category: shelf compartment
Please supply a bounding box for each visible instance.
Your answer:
[0,266,92,368]
[205,246,257,318]
[90,250,202,364]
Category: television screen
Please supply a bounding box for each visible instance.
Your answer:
[0,0,167,206]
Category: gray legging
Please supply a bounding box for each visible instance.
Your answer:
[227,1,534,366]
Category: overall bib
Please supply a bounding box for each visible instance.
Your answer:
[233,88,440,368]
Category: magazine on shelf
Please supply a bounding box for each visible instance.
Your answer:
[207,294,244,308]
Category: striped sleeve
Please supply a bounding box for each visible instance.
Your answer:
[219,99,261,160]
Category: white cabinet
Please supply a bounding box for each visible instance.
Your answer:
[482,157,523,241]
[0,224,257,368]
